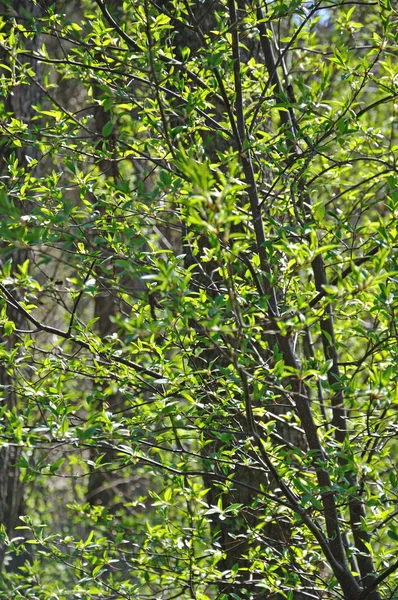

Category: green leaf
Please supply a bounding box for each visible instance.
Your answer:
[102,121,114,137]
[313,203,325,221]
[3,321,15,336]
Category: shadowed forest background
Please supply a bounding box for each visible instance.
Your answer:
[0,0,397,598]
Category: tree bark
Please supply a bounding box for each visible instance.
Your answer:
[0,0,42,571]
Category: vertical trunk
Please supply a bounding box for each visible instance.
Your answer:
[0,0,42,571]
[86,98,149,509]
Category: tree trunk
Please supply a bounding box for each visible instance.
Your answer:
[0,0,43,571]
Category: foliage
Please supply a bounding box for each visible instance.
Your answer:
[0,0,397,598]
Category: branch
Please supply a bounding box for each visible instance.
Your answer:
[309,244,382,309]
[94,0,225,104]
[358,556,398,599]
[17,51,229,136]
[67,259,97,336]
[94,0,140,50]
[251,432,352,579]
[256,6,371,592]
[356,94,397,119]
[0,282,162,380]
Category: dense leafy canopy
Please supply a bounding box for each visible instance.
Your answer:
[0,0,397,598]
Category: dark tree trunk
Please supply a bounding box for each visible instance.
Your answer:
[0,0,43,571]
